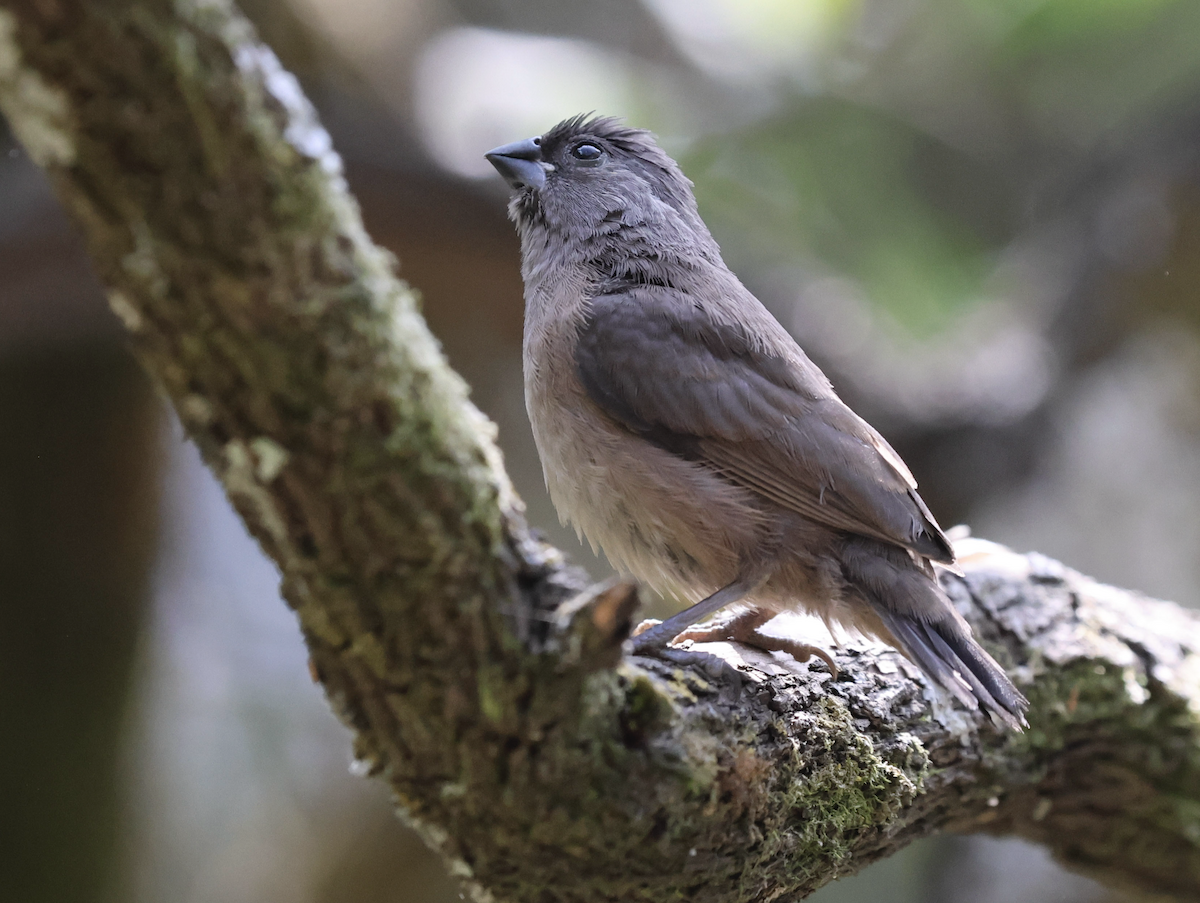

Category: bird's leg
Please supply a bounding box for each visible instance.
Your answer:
[628,577,760,654]
[626,579,764,683]
[676,607,839,676]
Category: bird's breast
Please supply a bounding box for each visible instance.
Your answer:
[522,286,766,601]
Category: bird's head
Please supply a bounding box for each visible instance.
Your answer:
[485,115,713,251]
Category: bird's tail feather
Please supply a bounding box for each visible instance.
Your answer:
[877,608,1029,731]
[838,535,1027,728]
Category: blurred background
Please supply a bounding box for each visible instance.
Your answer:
[4,0,1199,900]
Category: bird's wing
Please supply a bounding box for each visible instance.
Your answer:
[575,285,954,563]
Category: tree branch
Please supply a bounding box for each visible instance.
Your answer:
[3,1,1199,900]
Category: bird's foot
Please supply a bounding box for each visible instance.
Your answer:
[628,619,743,685]
[675,615,840,677]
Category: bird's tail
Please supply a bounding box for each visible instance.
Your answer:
[875,607,1028,731]
[841,538,1028,730]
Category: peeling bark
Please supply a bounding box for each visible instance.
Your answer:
[2,2,1200,900]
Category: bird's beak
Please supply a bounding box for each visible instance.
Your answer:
[485,137,545,190]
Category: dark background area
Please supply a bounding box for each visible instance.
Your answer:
[5,0,1200,900]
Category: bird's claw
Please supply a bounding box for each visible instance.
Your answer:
[628,639,744,689]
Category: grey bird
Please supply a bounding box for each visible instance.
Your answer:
[486,115,1028,729]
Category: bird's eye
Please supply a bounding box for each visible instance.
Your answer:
[571,143,603,162]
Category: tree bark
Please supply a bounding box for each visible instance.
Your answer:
[2,1,1199,900]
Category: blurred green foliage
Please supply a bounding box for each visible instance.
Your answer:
[665,0,1200,339]
[688,103,1004,336]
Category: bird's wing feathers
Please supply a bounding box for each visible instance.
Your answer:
[576,286,954,563]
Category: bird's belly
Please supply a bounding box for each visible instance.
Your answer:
[525,363,763,602]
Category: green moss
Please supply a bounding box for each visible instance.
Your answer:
[619,671,675,743]
[1012,658,1156,756]
[738,697,922,889]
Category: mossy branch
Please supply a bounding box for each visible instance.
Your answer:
[3,1,1200,900]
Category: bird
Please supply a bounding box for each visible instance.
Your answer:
[485,114,1028,729]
